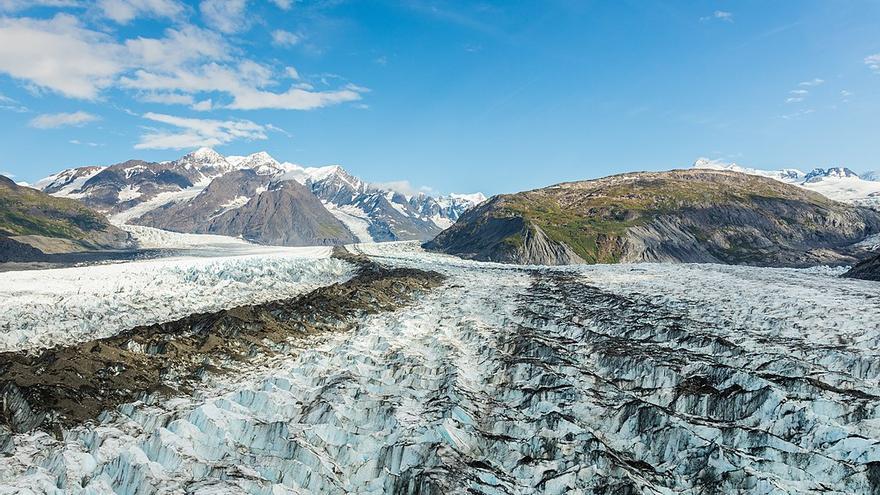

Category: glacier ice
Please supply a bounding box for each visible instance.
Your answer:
[1,242,879,493]
[0,246,353,352]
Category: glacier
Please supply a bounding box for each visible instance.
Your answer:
[0,244,353,352]
[1,242,880,493]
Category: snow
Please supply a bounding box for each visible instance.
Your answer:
[4,243,880,492]
[212,195,251,217]
[0,246,353,352]
[117,184,142,202]
[33,167,104,197]
[694,158,880,206]
[109,179,211,225]
[322,202,374,242]
[448,192,487,205]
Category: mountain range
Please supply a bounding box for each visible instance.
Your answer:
[693,158,880,208]
[34,148,486,246]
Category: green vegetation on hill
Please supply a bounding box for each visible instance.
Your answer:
[494,171,838,263]
[427,169,880,266]
[0,175,131,252]
[0,176,108,239]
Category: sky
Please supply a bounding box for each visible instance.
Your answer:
[0,0,879,196]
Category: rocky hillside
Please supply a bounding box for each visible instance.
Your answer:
[425,169,880,266]
[0,175,133,260]
[843,252,880,281]
[187,179,356,246]
[36,149,485,244]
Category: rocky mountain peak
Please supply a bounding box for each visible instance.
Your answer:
[804,167,860,183]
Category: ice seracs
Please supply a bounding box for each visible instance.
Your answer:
[3,242,880,493]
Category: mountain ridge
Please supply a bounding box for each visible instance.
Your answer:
[425,169,880,266]
[0,174,134,260]
[35,149,485,245]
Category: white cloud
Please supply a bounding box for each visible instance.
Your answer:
[200,0,247,34]
[0,92,27,112]
[121,62,365,110]
[799,78,824,87]
[866,54,880,72]
[124,25,231,73]
[780,108,815,120]
[700,10,733,22]
[371,180,436,197]
[271,29,301,47]
[69,139,102,146]
[138,92,194,105]
[29,111,99,128]
[0,13,366,112]
[0,0,80,12]
[135,112,267,149]
[97,0,184,24]
[0,14,123,99]
[270,0,292,9]
[192,99,213,111]
[228,86,363,110]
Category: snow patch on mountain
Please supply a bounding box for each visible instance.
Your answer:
[694,157,880,207]
[322,202,374,242]
[109,178,212,225]
[37,148,486,242]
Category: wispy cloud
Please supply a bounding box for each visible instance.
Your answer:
[135,112,268,149]
[371,180,436,197]
[0,93,28,112]
[271,29,301,47]
[96,0,184,24]
[69,139,102,147]
[199,0,248,34]
[785,79,823,104]
[700,10,733,22]
[0,0,80,12]
[799,78,824,87]
[780,108,815,120]
[29,111,99,128]
[269,0,291,9]
[866,53,880,72]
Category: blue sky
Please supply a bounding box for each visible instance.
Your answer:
[0,0,879,195]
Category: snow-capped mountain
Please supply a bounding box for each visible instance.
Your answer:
[693,158,880,208]
[36,149,485,245]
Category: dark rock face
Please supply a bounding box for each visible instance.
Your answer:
[843,252,880,281]
[0,236,48,263]
[204,180,357,246]
[426,169,880,266]
[133,169,272,234]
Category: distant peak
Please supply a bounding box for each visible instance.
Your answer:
[248,151,278,163]
[184,147,225,162]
